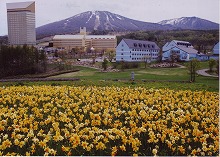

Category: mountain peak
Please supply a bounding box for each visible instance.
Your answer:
[36,11,219,39]
[158,17,219,30]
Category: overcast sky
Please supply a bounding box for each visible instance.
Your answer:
[0,0,219,36]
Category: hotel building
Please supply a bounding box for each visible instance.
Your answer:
[7,1,36,45]
[53,27,117,51]
[116,38,160,62]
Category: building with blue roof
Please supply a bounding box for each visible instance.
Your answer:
[209,42,219,60]
[162,40,200,61]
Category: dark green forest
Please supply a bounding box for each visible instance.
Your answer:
[0,45,46,78]
[117,30,219,53]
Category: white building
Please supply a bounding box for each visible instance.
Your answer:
[7,1,36,45]
[116,38,160,62]
[162,40,199,61]
[209,42,219,60]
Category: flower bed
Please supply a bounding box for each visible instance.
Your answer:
[0,86,218,156]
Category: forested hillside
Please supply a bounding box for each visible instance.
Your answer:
[117,30,219,53]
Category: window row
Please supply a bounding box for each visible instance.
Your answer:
[131,57,157,60]
[132,53,158,56]
[120,57,158,60]
[171,50,180,54]
[133,43,155,48]
[120,53,158,56]
[132,49,158,52]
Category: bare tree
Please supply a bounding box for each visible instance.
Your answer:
[105,49,115,62]
[142,55,152,68]
[187,59,200,82]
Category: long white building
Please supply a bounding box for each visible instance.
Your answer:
[7,1,36,45]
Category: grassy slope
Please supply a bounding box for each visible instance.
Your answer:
[46,62,219,92]
[0,61,218,92]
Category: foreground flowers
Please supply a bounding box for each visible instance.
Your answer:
[0,86,218,156]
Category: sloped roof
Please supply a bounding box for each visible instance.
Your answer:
[162,42,170,51]
[7,1,34,10]
[123,38,160,50]
[177,46,198,54]
[213,42,219,55]
[163,46,198,54]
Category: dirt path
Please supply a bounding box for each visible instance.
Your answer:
[196,69,219,78]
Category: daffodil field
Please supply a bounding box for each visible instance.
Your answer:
[0,86,219,156]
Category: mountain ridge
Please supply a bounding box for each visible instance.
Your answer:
[36,11,219,38]
[158,16,219,30]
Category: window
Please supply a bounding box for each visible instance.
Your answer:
[121,49,124,51]
[139,43,142,47]
[122,44,124,47]
[121,53,123,55]
[134,43,137,47]
[143,44,146,47]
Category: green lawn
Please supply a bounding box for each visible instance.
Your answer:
[0,61,218,92]
[50,65,190,81]
[46,63,218,92]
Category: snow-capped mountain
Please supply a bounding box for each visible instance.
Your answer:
[158,17,219,30]
[36,11,219,38]
[36,11,174,38]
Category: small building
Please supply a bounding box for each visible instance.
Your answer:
[162,40,199,61]
[116,38,160,62]
[209,42,219,60]
[53,27,117,52]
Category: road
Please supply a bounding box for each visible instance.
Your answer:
[196,69,219,78]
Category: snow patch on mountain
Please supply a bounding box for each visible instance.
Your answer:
[130,22,138,28]
[86,12,93,24]
[94,12,100,30]
[158,17,219,30]
[158,17,186,25]
[109,14,115,21]
[116,15,122,20]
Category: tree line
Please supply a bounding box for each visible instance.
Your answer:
[0,45,46,78]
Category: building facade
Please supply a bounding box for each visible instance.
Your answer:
[162,40,201,61]
[116,39,160,62]
[209,42,219,60]
[53,27,117,51]
[7,1,36,45]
